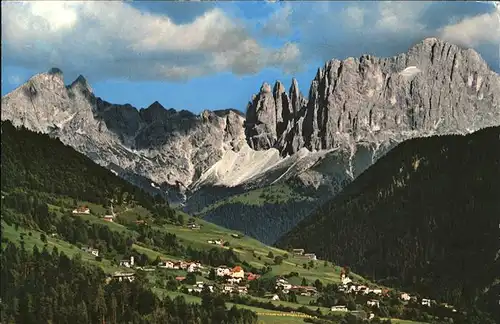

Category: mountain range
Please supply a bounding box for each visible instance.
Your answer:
[1,37,499,244]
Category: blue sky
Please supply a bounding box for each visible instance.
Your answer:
[1,1,499,113]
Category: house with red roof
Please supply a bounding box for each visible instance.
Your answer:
[230,266,244,278]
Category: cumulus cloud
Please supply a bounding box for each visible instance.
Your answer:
[439,3,500,47]
[262,4,293,37]
[2,0,499,84]
[342,6,365,29]
[1,1,301,82]
[289,1,499,72]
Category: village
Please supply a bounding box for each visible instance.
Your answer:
[88,244,458,320]
[72,205,459,322]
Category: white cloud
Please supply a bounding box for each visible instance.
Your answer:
[286,1,499,72]
[1,0,301,81]
[374,2,427,33]
[262,4,293,37]
[343,6,365,29]
[439,3,500,47]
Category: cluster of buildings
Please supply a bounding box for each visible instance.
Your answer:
[275,278,318,296]
[107,271,135,284]
[291,248,317,260]
[188,281,214,293]
[158,259,204,273]
[207,238,224,246]
[213,266,262,296]
[72,206,90,214]
[336,272,456,313]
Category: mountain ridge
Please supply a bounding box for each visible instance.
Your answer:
[2,37,499,242]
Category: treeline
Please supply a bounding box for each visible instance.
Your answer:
[204,200,319,244]
[1,189,247,269]
[0,121,174,220]
[0,240,258,324]
[277,127,500,323]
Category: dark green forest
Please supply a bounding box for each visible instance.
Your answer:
[277,126,500,323]
[204,200,319,244]
[0,121,260,323]
[0,241,258,324]
[1,121,173,220]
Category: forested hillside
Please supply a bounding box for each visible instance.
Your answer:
[0,241,258,324]
[1,121,172,218]
[0,121,261,324]
[277,126,500,322]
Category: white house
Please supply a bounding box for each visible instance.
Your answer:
[158,260,174,269]
[216,266,232,277]
[271,294,280,301]
[367,300,380,308]
[342,277,353,285]
[120,256,135,268]
[304,253,317,260]
[276,278,292,291]
[368,313,375,320]
[223,285,235,293]
[187,262,201,273]
[400,293,411,301]
[371,289,382,295]
[422,299,431,307]
[346,285,357,293]
[72,206,90,214]
[227,277,242,284]
[331,305,348,312]
[103,215,114,222]
[112,272,135,282]
[90,249,99,257]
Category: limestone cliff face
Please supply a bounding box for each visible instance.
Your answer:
[1,70,246,200]
[2,38,499,207]
[245,38,500,156]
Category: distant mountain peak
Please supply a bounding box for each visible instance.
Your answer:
[70,74,92,94]
[48,67,64,77]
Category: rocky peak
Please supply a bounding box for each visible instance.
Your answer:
[246,38,500,153]
[289,78,305,116]
[273,81,290,136]
[140,101,169,124]
[245,82,278,150]
[70,74,93,95]
[47,67,64,80]
[260,82,272,94]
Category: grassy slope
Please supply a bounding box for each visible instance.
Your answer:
[1,199,426,324]
[198,184,307,214]
[1,221,121,273]
[194,183,323,245]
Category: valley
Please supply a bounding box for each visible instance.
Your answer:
[2,38,499,246]
[0,121,474,324]
[2,2,500,323]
